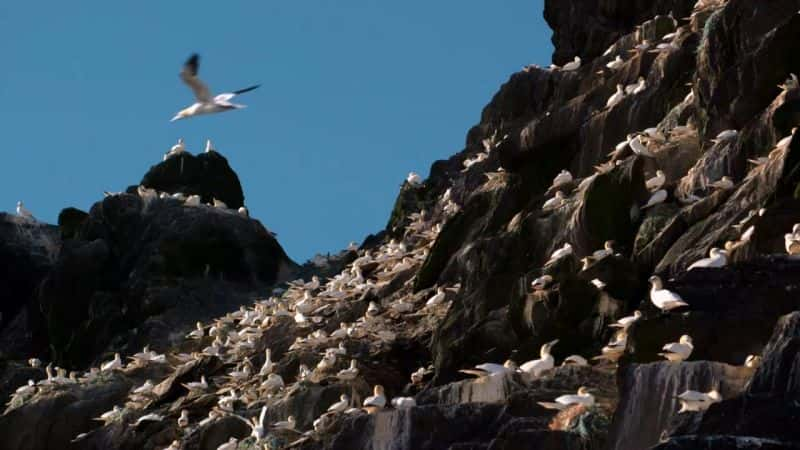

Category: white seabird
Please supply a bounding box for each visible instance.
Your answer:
[642,189,668,209]
[676,389,721,412]
[609,310,642,330]
[606,84,625,109]
[631,77,647,95]
[659,334,694,362]
[605,55,624,71]
[688,248,728,270]
[546,243,573,265]
[16,201,34,220]
[592,240,615,260]
[542,191,566,211]
[363,385,387,409]
[551,170,573,189]
[406,172,423,186]
[391,397,417,409]
[171,53,260,122]
[520,339,559,377]
[328,394,350,413]
[646,170,666,192]
[785,232,800,255]
[459,360,518,377]
[629,135,655,157]
[537,386,595,410]
[426,287,447,307]
[649,275,688,311]
[100,353,123,372]
[562,56,581,71]
[561,355,589,366]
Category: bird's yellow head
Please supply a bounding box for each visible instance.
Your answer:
[170,108,190,122]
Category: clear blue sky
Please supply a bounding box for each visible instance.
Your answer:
[0,1,552,262]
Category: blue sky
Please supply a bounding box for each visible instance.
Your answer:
[0,1,552,262]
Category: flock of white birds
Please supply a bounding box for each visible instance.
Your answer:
[7,1,800,448]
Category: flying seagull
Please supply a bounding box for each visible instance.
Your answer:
[171,53,260,122]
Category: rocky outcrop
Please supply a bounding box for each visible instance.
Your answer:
[4,1,800,450]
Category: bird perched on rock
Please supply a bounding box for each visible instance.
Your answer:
[328,394,350,413]
[676,389,721,412]
[649,276,688,311]
[659,335,694,362]
[546,243,573,265]
[606,84,625,109]
[363,385,387,410]
[460,360,518,377]
[688,248,728,270]
[171,53,260,122]
[642,190,667,209]
[538,387,595,410]
[561,56,581,71]
[712,129,738,144]
[609,311,642,330]
[406,172,422,186]
[520,340,559,377]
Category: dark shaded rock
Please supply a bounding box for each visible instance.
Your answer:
[607,361,752,450]
[57,207,89,240]
[138,151,245,210]
[0,214,59,358]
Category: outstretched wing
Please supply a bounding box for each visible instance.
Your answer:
[180,53,212,102]
[214,84,261,103]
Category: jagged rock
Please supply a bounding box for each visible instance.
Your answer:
[138,151,245,209]
[0,214,59,358]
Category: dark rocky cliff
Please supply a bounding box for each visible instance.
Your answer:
[3,1,800,449]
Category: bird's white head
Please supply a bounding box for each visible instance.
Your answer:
[679,334,693,344]
[648,275,663,289]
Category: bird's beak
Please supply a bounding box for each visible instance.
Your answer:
[170,114,182,122]
[548,339,559,347]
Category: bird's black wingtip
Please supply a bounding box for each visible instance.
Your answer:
[233,84,261,95]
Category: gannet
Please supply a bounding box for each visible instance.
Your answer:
[688,248,728,270]
[593,331,627,363]
[462,152,488,171]
[709,176,734,190]
[184,194,201,206]
[531,275,553,291]
[204,139,215,153]
[631,77,647,95]
[16,201,34,220]
[426,287,447,306]
[629,135,655,157]
[101,353,123,372]
[28,358,41,368]
[660,335,694,362]
[537,386,595,410]
[272,415,296,431]
[562,56,581,71]
[406,172,422,186]
[785,232,800,255]
[187,321,204,339]
[238,206,249,217]
[605,55,624,71]
[645,171,666,193]
[213,198,228,209]
[520,339,559,377]
[606,84,625,109]
[171,54,259,122]
[261,373,284,392]
[649,276,688,311]
[609,310,642,330]
[391,397,417,408]
[135,413,164,426]
[328,395,350,413]
[94,406,123,425]
[592,241,615,260]
[132,379,154,395]
[712,129,738,144]
[459,360,518,377]
[542,191,566,211]
[336,359,359,381]
[556,356,587,369]
[259,349,275,376]
[217,437,239,450]
[178,409,190,427]
[551,170,573,189]
[744,354,762,368]
[411,366,428,384]
[547,243,573,265]
[676,389,721,412]
[642,189,667,209]
[363,385,387,409]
